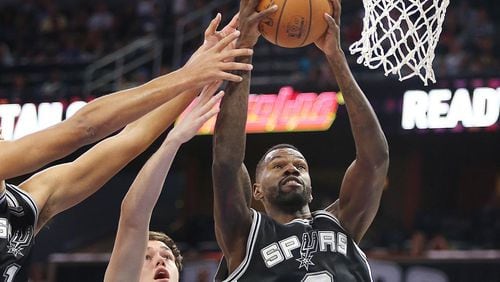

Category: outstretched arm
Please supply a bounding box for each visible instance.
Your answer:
[317,0,389,243]
[22,88,197,232]
[212,0,277,271]
[104,84,223,282]
[19,13,250,233]
[0,28,252,186]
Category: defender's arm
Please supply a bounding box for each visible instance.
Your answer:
[104,85,223,281]
[0,31,250,186]
[22,88,198,232]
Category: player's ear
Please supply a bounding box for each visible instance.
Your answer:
[253,183,263,200]
[308,186,313,203]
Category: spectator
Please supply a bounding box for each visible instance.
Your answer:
[87,3,114,32]
[441,39,467,76]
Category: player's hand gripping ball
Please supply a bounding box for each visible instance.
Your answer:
[257,0,333,48]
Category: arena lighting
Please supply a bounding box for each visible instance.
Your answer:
[0,87,341,140]
[0,101,86,140]
[177,86,343,134]
[401,87,500,130]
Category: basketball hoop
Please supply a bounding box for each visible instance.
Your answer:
[349,0,450,85]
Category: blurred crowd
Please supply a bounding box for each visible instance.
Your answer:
[368,203,500,256]
[0,0,170,65]
[0,0,498,98]
[0,0,173,102]
[435,1,499,77]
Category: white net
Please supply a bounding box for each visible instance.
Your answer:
[349,0,450,85]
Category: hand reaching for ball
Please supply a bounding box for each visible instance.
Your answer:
[257,0,333,48]
[237,0,278,49]
[203,13,239,51]
[315,0,342,57]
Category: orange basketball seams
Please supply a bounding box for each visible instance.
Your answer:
[257,0,333,48]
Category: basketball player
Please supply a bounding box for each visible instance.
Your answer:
[0,14,248,280]
[104,81,223,282]
[212,0,389,281]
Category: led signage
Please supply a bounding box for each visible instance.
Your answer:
[0,87,341,140]
[402,87,499,130]
[177,86,342,134]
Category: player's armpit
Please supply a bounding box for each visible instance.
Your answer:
[20,133,145,232]
[335,159,388,243]
[324,198,340,217]
[23,90,199,232]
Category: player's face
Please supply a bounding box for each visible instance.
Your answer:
[139,240,179,282]
[256,148,312,211]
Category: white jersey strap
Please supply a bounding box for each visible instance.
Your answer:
[223,209,262,282]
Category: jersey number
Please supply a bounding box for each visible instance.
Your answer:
[3,264,20,282]
[302,271,334,282]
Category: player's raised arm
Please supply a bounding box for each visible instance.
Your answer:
[104,83,223,282]
[19,14,245,232]
[316,0,389,243]
[212,0,278,271]
[0,27,252,186]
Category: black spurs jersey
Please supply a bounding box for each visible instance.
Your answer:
[0,183,38,282]
[215,209,373,282]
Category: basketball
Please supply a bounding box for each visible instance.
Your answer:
[257,0,333,48]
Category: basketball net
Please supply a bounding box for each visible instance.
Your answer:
[349,0,450,85]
